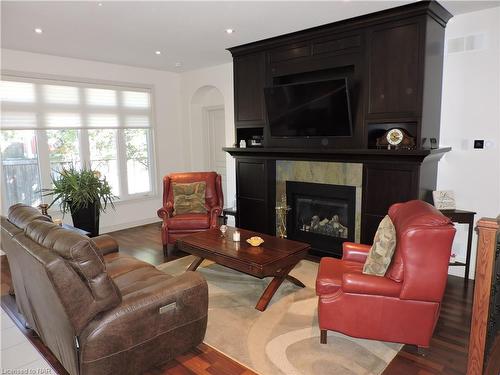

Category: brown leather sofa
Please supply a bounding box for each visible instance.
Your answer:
[1,204,208,375]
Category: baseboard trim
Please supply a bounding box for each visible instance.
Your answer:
[100,217,161,234]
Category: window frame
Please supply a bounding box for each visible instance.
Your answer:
[1,71,158,212]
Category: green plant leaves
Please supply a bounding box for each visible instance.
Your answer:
[41,165,117,214]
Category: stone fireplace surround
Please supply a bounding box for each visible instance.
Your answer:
[276,161,362,247]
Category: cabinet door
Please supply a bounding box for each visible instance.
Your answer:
[368,21,421,116]
[236,158,275,234]
[361,163,419,243]
[234,52,266,126]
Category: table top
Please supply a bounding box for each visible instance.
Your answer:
[176,227,310,267]
[439,209,476,215]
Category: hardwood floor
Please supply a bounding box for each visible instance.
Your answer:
[1,222,474,374]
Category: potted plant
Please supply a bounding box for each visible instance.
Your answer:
[43,166,117,236]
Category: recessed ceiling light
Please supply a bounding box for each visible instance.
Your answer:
[225,29,235,34]
[34,28,43,34]
[155,50,161,55]
[175,62,182,67]
[98,2,103,6]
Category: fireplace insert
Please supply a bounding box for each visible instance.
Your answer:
[286,181,356,258]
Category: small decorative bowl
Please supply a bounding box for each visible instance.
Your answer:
[246,236,264,247]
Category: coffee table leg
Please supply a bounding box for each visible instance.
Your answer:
[187,256,204,272]
[285,275,306,288]
[255,264,304,311]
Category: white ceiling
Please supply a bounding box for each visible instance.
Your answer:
[2,1,499,73]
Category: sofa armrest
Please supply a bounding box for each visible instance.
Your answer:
[91,235,119,256]
[342,242,371,263]
[80,271,208,363]
[342,273,401,297]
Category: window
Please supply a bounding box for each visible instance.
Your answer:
[0,75,156,212]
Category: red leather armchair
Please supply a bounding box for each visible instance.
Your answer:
[157,172,223,252]
[316,200,455,349]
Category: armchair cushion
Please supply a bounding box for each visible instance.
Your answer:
[363,215,396,276]
[172,182,207,215]
[165,213,210,230]
[316,257,363,295]
[342,273,401,297]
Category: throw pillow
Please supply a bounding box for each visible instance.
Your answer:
[362,215,397,276]
[172,181,208,215]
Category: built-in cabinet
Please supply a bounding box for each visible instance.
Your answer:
[226,1,452,244]
[235,159,275,234]
[234,52,266,126]
[367,20,421,117]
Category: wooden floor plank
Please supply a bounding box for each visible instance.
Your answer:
[1,222,473,374]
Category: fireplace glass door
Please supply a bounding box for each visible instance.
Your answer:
[286,181,356,257]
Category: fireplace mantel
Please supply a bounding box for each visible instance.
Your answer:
[223,147,451,164]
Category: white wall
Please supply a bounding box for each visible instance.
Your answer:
[1,48,187,232]
[438,7,500,278]
[180,63,236,212]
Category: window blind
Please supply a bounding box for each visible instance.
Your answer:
[0,76,152,130]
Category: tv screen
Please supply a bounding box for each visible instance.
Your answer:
[264,78,352,138]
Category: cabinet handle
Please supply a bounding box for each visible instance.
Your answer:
[406,88,413,95]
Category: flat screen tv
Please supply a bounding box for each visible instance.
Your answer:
[264,78,352,138]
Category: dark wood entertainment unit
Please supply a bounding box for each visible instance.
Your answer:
[225,1,453,254]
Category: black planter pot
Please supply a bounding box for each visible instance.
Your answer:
[70,201,100,237]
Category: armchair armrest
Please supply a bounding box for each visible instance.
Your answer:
[342,242,372,263]
[157,203,174,220]
[209,206,223,228]
[342,273,401,297]
[91,235,119,256]
[80,271,208,362]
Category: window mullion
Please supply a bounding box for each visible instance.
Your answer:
[80,87,90,167]
[34,83,52,204]
[116,128,128,199]
[36,130,51,196]
[115,91,128,198]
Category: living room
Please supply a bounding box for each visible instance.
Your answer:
[1,1,499,374]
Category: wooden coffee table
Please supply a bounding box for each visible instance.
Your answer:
[176,227,310,311]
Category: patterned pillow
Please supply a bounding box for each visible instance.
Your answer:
[172,182,207,215]
[362,215,397,276]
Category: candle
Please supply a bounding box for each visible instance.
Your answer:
[233,230,241,242]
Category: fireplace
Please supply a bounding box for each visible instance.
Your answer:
[286,181,356,258]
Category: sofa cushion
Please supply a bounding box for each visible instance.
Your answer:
[172,182,207,215]
[69,240,122,309]
[316,257,363,295]
[24,220,121,313]
[8,203,51,229]
[104,252,153,279]
[363,215,397,276]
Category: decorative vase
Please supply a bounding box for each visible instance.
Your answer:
[70,201,99,237]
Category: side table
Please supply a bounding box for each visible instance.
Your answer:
[62,223,92,237]
[222,207,238,226]
[440,209,476,284]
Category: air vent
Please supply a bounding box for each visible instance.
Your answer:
[447,33,486,54]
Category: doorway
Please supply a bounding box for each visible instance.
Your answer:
[204,105,226,204]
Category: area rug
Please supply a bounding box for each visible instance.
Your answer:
[157,257,402,375]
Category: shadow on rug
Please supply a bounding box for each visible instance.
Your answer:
[157,256,402,375]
